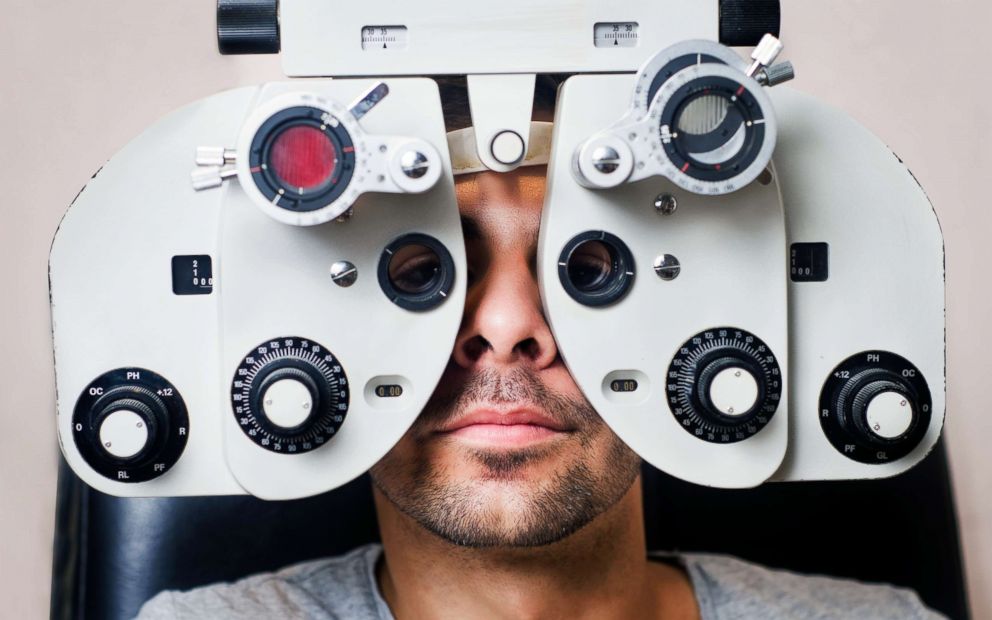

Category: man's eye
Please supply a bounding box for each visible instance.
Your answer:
[566,244,614,292]
[388,246,442,294]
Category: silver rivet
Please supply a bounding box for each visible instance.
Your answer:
[654,193,678,215]
[592,146,621,174]
[400,150,430,179]
[379,144,388,153]
[330,261,358,287]
[654,254,681,280]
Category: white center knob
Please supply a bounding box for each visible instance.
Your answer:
[491,130,525,165]
[99,409,149,459]
[708,367,759,417]
[262,379,313,429]
[865,391,914,439]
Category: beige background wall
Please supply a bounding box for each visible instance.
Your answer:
[1,1,988,617]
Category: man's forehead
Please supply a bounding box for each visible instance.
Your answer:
[456,169,545,247]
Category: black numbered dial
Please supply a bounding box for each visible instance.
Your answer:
[667,328,782,443]
[231,337,349,454]
[72,368,189,483]
[820,351,932,464]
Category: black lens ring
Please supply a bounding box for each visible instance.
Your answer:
[659,75,765,183]
[558,231,636,307]
[248,106,356,213]
[378,233,456,312]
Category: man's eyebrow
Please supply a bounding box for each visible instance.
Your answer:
[460,215,483,241]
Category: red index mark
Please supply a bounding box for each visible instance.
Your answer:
[681,162,690,173]
[342,146,355,153]
[736,85,745,97]
[250,166,262,173]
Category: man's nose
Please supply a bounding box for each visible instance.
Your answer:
[452,265,558,370]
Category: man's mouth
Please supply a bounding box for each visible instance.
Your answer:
[436,407,573,448]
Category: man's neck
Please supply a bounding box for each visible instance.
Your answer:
[373,480,700,620]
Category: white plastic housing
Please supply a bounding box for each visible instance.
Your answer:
[50,79,465,498]
[768,88,945,481]
[280,0,718,77]
[541,74,789,489]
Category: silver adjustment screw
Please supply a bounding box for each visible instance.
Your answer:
[756,62,796,87]
[654,193,678,215]
[654,254,681,281]
[400,150,430,179]
[592,146,621,174]
[330,261,358,287]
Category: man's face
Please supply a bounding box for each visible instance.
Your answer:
[370,167,641,548]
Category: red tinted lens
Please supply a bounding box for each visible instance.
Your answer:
[269,125,337,190]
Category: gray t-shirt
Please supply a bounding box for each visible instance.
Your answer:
[136,544,943,619]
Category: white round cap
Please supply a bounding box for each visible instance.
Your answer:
[865,391,914,439]
[708,367,760,417]
[262,378,314,429]
[491,130,526,165]
[99,410,149,459]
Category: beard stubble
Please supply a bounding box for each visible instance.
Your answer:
[369,367,641,548]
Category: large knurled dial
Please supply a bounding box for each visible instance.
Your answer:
[72,367,189,482]
[231,336,349,454]
[667,327,782,443]
[819,350,932,464]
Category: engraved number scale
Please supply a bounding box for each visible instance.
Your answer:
[231,337,350,454]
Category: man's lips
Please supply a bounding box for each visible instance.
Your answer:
[436,408,572,446]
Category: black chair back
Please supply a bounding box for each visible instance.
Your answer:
[51,441,969,619]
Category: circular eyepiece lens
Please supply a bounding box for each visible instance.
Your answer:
[388,244,442,295]
[378,234,456,311]
[269,125,338,190]
[558,232,635,307]
[674,92,745,165]
[567,240,615,293]
[677,94,730,135]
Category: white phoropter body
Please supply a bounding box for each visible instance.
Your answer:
[541,73,789,489]
[50,79,465,498]
[540,74,944,487]
[769,87,944,481]
[51,18,946,496]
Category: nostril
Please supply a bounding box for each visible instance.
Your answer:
[518,338,541,360]
[462,336,491,363]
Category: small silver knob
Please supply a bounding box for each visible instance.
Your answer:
[400,151,430,179]
[592,146,621,174]
[330,261,358,287]
[654,194,678,215]
[654,254,681,281]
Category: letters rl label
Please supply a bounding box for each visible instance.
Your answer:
[118,470,130,480]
